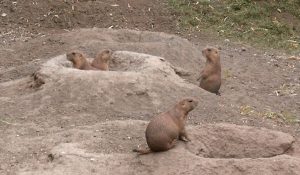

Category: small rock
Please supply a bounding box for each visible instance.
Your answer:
[287,56,300,61]
[1,13,7,17]
[241,47,246,52]
[277,8,282,13]
[224,39,230,42]
[159,58,165,62]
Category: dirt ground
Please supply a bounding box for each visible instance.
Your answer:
[0,1,299,175]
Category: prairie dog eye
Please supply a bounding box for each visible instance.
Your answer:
[207,48,212,52]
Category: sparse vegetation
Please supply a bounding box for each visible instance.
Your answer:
[223,69,233,79]
[240,105,299,124]
[169,0,300,52]
[274,83,299,96]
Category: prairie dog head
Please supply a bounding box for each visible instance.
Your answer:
[66,51,87,69]
[96,49,112,62]
[202,47,220,63]
[177,98,198,114]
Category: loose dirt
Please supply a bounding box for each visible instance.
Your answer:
[0,1,299,175]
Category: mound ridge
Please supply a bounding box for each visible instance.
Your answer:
[32,50,210,115]
[0,29,202,83]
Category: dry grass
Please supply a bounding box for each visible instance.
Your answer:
[169,0,300,53]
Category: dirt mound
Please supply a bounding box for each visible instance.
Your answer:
[27,49,209,115]
[186,123,295,158]
[1,29,299,174]
[17,120,299,175]
[0,32,211,129]
[0,29,202,83]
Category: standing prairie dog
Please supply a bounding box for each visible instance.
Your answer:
[198,47,221,95]
[66,51,97,70]
[133,98,198,155]
[91,49,112,71]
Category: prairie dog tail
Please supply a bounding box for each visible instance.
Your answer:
[132,148,152,155]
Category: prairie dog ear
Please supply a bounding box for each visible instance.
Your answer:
[99,49,111,55]
[180,101,188,109]
[179,100,185,106]
[181,103,186,108]
[214,49,219,55]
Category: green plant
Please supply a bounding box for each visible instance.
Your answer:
[169,0,300,52]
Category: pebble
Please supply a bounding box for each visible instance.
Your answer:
[287,56,300,61]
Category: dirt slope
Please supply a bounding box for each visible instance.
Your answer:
[0,29,299,175]
[16,121,300,175]
[0,0,299,175]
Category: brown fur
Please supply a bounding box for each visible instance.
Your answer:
[91,49,112,71]
[198,47,221,95]
[133,98,198,155]
[66,51,98,70]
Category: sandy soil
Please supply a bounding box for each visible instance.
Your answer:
[0,1,299,175]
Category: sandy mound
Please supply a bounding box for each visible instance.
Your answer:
[1,29,299,175]
[186,123,295,158]
[0,34,213,127]
[0,29,202,83]
[17,120,299,175]
[30,50,210,115]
